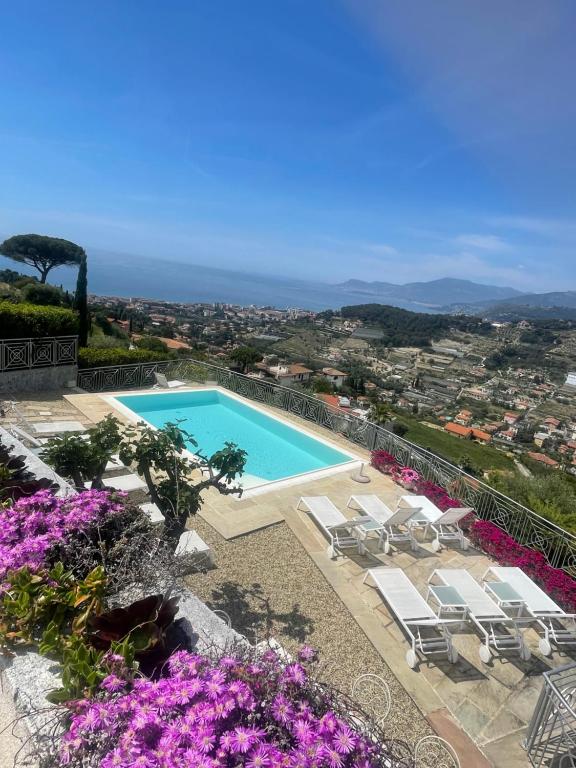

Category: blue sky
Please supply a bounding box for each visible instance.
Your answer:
[1,0,575,291]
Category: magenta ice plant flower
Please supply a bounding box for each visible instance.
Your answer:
[60,649,390,768]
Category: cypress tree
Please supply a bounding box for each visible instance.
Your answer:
[74,252,89,347]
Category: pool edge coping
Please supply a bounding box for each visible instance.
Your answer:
[99,387,364,498]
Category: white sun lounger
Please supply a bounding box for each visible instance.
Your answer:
[432,569,530,662]
[347,495,420,553]
[364,567,458,668]
[425,507,474,551]
[347,495,395,521]
[85,473,147,492]
[297,496,369,558]
[32,420,86,435]
[483,566,576,656]
[154,372,186,389]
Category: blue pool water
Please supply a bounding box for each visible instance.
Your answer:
[114,389,353,484]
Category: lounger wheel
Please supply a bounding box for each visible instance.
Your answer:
[431,539,441,552]
[520,643,531,662]
[449,646,459,664]
[405,649,418,669]
[383,541,391,554]
[479,644,491,664]
[538,638,552,657]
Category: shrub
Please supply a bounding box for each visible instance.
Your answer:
[370,450,399,474]
[0,300,78,338]
[78,347,168,369]
[136,335,169,353]
[59,646,402,768]
[22,282,68,306]
[0,489,127,579]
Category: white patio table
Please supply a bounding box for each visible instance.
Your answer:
[400,494,443,527]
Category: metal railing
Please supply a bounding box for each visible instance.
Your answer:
[77,360,170,392]
[0,336,77,371]
[76,357,576,577]
[524,662,576,766]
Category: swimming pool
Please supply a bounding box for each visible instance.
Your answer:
[109,388,359,491]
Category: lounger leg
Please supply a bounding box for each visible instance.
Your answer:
[538,622,552,657]
[478,624,492,663]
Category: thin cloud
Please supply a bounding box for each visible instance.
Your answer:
[454,234,511,252]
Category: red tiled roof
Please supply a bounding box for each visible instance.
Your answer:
[445,423,472,437]
[471,428,492,442]
[527,452,559,467]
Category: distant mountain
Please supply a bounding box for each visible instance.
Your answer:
[490,291,576,309]
[334,277,523,307]
[442,290,576,320]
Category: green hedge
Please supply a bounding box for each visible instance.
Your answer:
[0,300,78,338]
[78,347,169,369]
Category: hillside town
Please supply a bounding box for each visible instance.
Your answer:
[95,293,576,477]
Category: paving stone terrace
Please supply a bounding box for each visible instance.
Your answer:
[5,388,576,767]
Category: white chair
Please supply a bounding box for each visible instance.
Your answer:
[154,372,186,389]
[483,566,576,656]
[431,569,530,662]
[363,567,459,668]
[414,736,460,768]
[296,496,368,558]
[425,507,474,551]
[351,673,391,726]
[347,495,419,553]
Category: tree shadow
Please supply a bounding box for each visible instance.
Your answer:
[206,581,314,643]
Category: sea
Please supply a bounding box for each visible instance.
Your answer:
[0,250,433,313]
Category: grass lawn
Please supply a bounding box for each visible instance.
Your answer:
[395,414,515,473]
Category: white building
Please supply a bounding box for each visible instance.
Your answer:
[565,372,576,388]
[321,367,348,390]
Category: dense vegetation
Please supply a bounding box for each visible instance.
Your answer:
[339,304,491,347]
[484,342,568,378]
[393,413,514,472]
[489,471,576,535]
[0,300,78,338]
[78,347,168,369]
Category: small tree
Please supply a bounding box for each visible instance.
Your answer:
[137,336,169,353]
[42,415,123,490]
[368,402,391,425]
[75,251,89,347]
[229,346,263,373]
[0,234,85,283]
[118,421,247,543]
[312,377,333,394]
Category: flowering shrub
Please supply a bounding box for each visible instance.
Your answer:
[370,451,399,474]
[370,449,576,612]
[390,467,420,490]
[0,489,127,580]
[371,451,461,509]
[469,520,576,613]
[411,479,462,512]
[59,647,401,768]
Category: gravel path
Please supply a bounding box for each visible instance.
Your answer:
[186,517,432,744]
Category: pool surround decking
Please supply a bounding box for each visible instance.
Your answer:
[11,388,571,766]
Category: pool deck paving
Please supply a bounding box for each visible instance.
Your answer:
[5,388,574,766]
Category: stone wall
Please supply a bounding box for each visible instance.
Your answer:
[0,364,78,394]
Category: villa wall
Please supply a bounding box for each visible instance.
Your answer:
[0,364,78,394]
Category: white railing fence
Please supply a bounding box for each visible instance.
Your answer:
[76,357,576,578]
